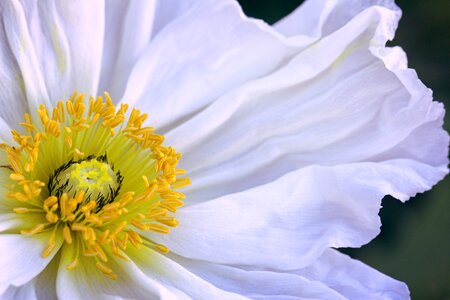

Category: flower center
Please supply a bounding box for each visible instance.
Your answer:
[49,155,122,209]
[0,92,190,280]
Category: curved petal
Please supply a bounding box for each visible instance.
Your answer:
[98,0,156,100]
[273,0,333,41]
[0,117,14,146]
[0,256,58,300]
[0,0,104,114]
[166,3,447,204]
[274,0,399,39]
[100,0,221,102]
[168,248,409,300]
[151,160,446,270]
[0,27,28,127]
[127,245,247,300]
[0,118,13,171]
[0,232,62,295]
[0,0,50,118]
[118,0,403,128]
[294,249,409,300]
[0,282,37,300]
[168,254,346,300]
[122,0,305,130]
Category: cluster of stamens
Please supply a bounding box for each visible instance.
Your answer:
[0,92,190,279]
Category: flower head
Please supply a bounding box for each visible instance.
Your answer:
[1,92,188,280]
[0,0,448,299]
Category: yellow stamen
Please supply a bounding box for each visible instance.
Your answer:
[10,173,25,181]
[63,225,73,244]
[13,207,29,214]
[147,224,171,234]
[21,223,45,235]
[66,258,79,270]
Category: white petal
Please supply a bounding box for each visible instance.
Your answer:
[0,0,104,113]
[102,0,241,102]
[0,282,37,300]
[0,214,31,233]
[0,24,28,127]
[0,0,50,117]
[152,160,446,270]
[98,0,156,100]
[1,257,58,300]
[0,233,61,295]
[168,254,346,300]
[123,0,306,129]
[168,248,409,300]
[56,244,178,300]
[127,246,247,300]
[166,3,447,204]
[294,249,410,300]
[274,0,400,39]
[0,117,14,146]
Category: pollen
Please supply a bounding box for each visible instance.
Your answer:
[0,92,190,279]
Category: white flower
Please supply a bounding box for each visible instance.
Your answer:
[0,0,447,299]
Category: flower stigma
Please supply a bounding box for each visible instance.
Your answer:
[0,92,190,280]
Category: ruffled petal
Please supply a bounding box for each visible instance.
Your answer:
[1,257,58,300]
[123,0,305,130]
[0,0,49,119]
[0,0,105,114]
[0,232,62,295]
[100,0,216,102]
[98,1,156,100]
[0,25,27,128]
[168,248,409,300]
[0,282,37,300]
[165,2,447,204]
[127,245,247,300]
[274,0,399,39]
[0,117,14,146]
[151,160,446,270]
[294,249,409,300]
[168,254,346,300]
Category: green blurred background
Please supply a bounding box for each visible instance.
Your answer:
[237,1,449,299]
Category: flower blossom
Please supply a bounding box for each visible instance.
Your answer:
[0,0,448,299]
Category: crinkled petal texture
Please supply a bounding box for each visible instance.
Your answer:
[168,249,409,300]
[0,0,448,299]
[0,0,104,123]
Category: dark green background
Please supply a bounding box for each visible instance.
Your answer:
[237,1,450,299]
